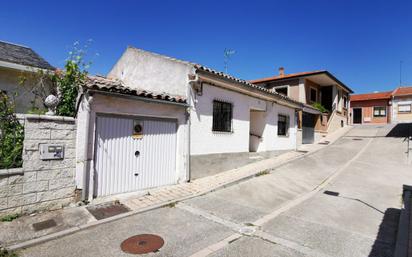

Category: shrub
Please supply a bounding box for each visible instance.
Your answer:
[312,102,328,113]
[0,92,24,169]
[54,41,92,117]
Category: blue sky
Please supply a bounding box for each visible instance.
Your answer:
[1,0,411,94]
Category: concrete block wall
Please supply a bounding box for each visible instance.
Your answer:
[0,114,76,217]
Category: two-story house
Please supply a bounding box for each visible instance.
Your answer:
[251,68,353,144]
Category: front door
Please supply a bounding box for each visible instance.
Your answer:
[353,108,362,124]
[94,115,177,197]
[302,112,315,144]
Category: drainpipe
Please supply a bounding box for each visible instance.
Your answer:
[187,73,199,181]
[80,92,94,201]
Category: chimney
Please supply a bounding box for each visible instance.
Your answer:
[278,67,285,77]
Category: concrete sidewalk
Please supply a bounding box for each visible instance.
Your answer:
[1,126,352,250]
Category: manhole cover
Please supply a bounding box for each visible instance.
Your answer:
[121,234,164,254]
[87,202,130,220]
[32,219,57,231]
[352,138,363,141]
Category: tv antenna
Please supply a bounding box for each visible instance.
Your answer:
[400,60,403,86]
[224,48,236,73]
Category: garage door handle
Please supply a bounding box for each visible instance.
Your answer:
[134,173,139,176]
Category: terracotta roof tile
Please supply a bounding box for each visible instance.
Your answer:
[392,86,412,97]
[250,70,325,84]
[84,75,187,104]
[350,91,392,101]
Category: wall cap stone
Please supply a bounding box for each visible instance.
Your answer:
[16,114,75,122]
[0,168,24,176]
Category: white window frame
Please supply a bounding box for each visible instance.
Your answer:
[398,104,411,113]
[273,85,289,97]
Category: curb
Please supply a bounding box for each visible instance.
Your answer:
[394,185,412,257]
[7,126,353,251]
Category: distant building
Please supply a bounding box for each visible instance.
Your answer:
[350,91,392,124]
[350,86,412,124]
[251,68,353,144]
[392,87,412,123]
[0,40,54,113]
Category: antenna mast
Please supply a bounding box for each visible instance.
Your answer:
[224,48,236,74]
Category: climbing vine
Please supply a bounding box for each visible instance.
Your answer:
[0,92,24,169]
[54,41,93,117]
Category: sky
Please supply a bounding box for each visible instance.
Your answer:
[1,0,411,94]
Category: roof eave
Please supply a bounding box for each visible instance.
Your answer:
[196,69,302,109]
[252,71,354,94]
[0,60,55,73]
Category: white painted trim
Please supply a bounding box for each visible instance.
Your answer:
[0,60,50,73]
[273,85,290,97]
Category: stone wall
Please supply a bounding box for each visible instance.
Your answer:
[0,114,76,217]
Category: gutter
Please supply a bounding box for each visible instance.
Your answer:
[0,60,53,73]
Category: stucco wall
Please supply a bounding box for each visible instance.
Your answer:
[190,83,297,155]
[0,115,76,217]
[108,47,194,97]
[76,93,189,200]
[258,79,300,102]
[392,97,412,123]
[0,67,51,114]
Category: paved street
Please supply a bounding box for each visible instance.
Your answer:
[19,125,412,257]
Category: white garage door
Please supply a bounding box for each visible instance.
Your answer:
[94,115,177,197]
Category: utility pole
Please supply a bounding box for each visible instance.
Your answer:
[223,48,236,74]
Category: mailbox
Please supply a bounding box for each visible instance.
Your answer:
[39,144,64,160]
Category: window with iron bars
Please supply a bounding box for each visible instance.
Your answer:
[212,100,232,132]
[278,114,289,136]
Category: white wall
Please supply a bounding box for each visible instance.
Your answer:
[76,93,189,199]
[190,83,297,155]
[108,47,194,97]
[392,97,412,123]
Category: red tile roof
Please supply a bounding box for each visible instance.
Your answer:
[392,86,412,97]
[250,70,353,93]
[84,75,187,104]
[250,70,324,84]
[350,91,392,101]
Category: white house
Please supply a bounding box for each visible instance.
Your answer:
[76,47,302,200]
[391,86,412,123]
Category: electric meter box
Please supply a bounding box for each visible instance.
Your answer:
[39,144,64,160]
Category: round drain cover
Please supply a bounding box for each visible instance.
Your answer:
[121,234,164,254]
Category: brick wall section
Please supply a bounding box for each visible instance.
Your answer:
[351,99,390,124]
[0,114,76,217]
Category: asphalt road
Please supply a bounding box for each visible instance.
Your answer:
[19,125,412,257]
